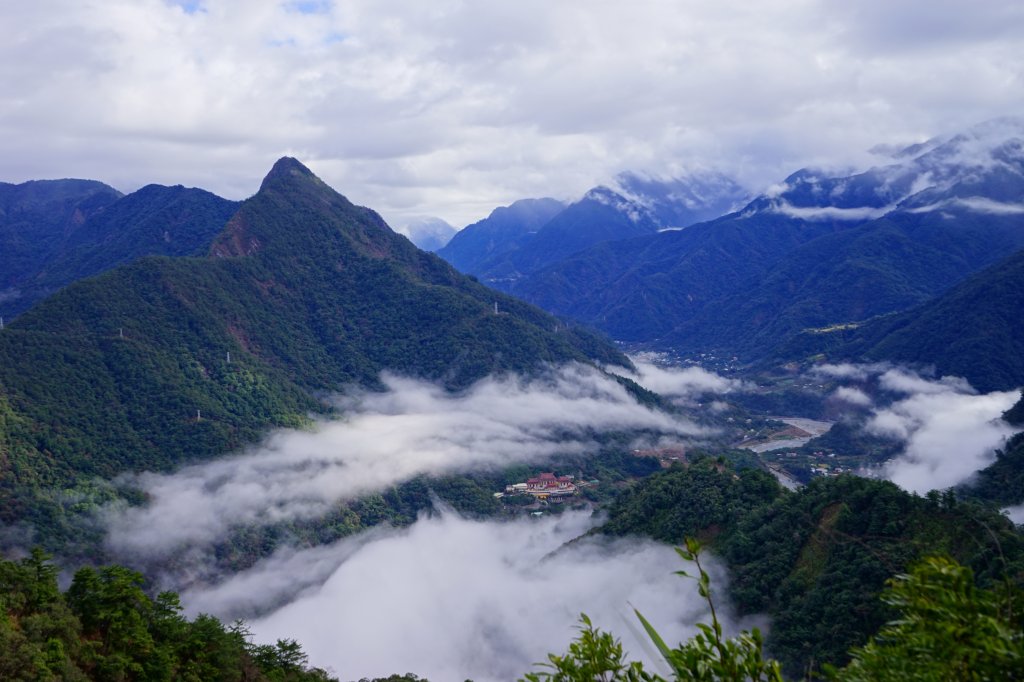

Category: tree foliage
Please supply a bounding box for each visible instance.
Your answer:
[522,543,1023,682]
[831,555,1024,681]
[600,464,1024,675]
[0,551,335,681]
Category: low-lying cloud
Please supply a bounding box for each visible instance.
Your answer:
[614,354,747,404]
[192,509,731,682]
[97,360,749,681]
[809,361,892,381]
[876,368,974,396]
[105,364,707,560]
[770,201,895,221]
[831,386,873,407]
[808,364,1021,494]
[832,368,1023,493]
[908,197,1024,216]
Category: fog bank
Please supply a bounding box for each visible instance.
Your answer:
[105,364,708,559]
[205,510,728,682]
[821,367,1023,493]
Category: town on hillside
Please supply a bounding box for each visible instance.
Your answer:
[497,472,580,503]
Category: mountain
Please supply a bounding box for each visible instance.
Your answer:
[783,245,1024,392]
[490,186,661,284]
[0,157,626,537]
[600,460,1024,675]
[961,392,1024,507]
[613,169,749,227]
[0,178,123,313]
[437,197,565,273]
[395,216,457,252]
[438,171,749,290]
[661,207,1024,360]
[511,118,1024,354]
[514,210,851,342]
[0,181,239,318]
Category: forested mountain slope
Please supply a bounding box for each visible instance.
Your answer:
[511,118,1024,360]
[600,459,1024,676]
[783,246,1024,391]
[0,157,625,538]
[0,180,238,318]
[0,179,123,316]
[437,197,565,272]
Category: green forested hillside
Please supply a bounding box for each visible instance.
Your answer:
[23,185,240,313]
[962,392,1024,507]
[0,550,335,681]
[600,460,1024,676]
[784,247,1024,391]
[0,179,124,316]
[0,157,625,543]
[662,209,1024,362]
[436,198,565,273]
[514,211,848,343]
[1,181,238,319]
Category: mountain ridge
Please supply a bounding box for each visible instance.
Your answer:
[505,119,1024,367]
[0,157,626,541]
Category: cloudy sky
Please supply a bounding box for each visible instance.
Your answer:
[4,1,1024,227]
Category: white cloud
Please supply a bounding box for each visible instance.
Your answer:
[805,363,1022,494]
[1003,504,1024,524]
[770,201,895,221]
[808,362,887,381]
[877,368,975,395]
[193,510,731,682]
[832,386,873,407]
[104,364,705,560]
[3,1,1023,227]
[909,197,1024,215]
[867,381,1021,494]
[614,354,746,402]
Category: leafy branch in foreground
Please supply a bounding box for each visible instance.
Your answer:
[521,541,1024,681]
[520,538,782,681]
[828,555,1024,681]
[638,539,783,681]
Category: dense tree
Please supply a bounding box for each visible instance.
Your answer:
[521,546,1023,681]
[0,551,336,682]
[600,465,1024,675]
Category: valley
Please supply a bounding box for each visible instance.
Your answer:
[2,118,1024,681]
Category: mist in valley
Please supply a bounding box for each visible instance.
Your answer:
[94,357,1022,680]
[98,359,745,679]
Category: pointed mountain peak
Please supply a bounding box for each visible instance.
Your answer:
[259,156,319,192]
[211,156,401,261]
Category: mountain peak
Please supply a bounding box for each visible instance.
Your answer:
[259,156,318,192]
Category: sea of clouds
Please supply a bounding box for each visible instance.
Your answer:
[96,358,754,679]
[186,509,739,682]
[105,362,712,560]
[812,363,1022,493]
[98,356,1022,679]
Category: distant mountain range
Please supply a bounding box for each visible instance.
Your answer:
[395,216,458,252]
[0,158,625,537]
[437,197,566,275]
[784,245,1024,392]
[437,171,749,289]
[0,180,238,318]
[453,118,1024,389]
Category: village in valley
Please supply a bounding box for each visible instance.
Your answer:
[494,447,690,513]
[496,472,583,505]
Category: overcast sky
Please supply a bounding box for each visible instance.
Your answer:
[4,1,1023,227]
